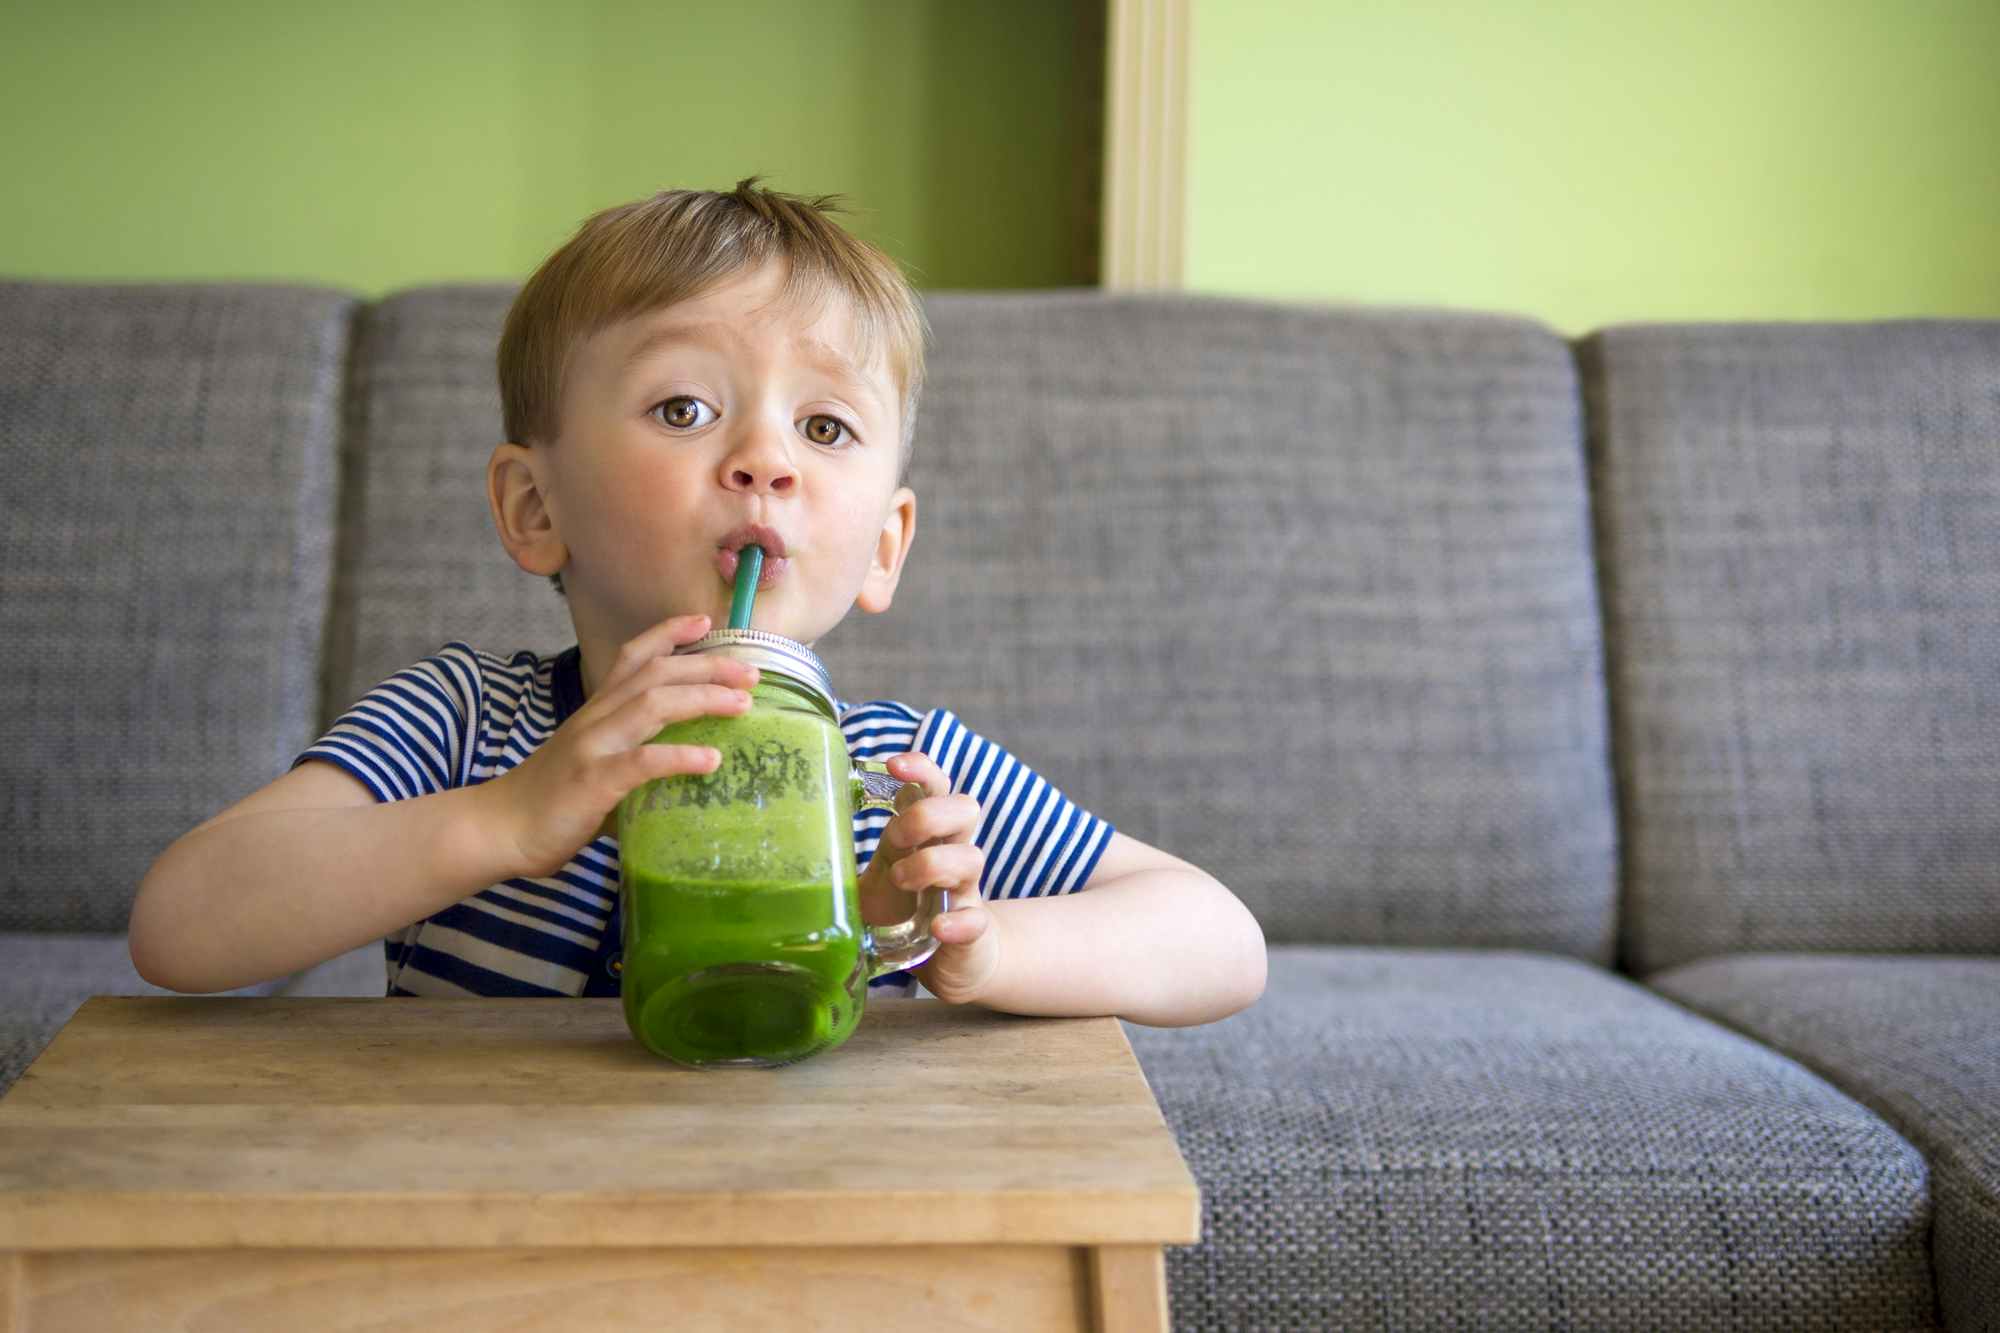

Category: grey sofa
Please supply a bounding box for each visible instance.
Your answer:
[2,278,1994,1331]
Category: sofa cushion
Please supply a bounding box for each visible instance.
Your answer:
[0,281,355,933]
[1126,947,1937,1330]
[824,293,1617,959]
[1578,321,2000,974]
[1650,953,2000,1332]
[0,935,382,1098]
[322,287,574,726]
[330,289,1615,959]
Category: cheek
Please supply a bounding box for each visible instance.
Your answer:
[833,517,888,583]
[586,470,655,526]
[553,447,690,555]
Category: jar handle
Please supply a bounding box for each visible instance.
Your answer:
[853,761,944,978]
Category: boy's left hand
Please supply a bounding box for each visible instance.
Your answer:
[856,752,996,1005]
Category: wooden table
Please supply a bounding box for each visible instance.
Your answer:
[0,997,1197,1331]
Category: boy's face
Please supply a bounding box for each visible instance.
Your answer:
[491,259,915,677]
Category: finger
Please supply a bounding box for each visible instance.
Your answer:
[595,681,754,753]
[590,650,757,721]
[598,613,709,696]
[890,842,986,893]
[885,751,951,800]
[597,614,720,697]
[885,793,984,851]
[599,742,724,795]
[930,903,989,945]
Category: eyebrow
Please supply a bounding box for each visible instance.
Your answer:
[618,320,880,405]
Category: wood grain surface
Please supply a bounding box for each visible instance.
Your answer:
[11,1244,1101,1331]
[0,998,1199,1253]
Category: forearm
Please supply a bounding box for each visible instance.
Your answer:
[968,870,1267,1027]
[129,785,519,994]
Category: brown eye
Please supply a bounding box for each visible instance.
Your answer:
[803,414,851,447]
[653,396,713,430]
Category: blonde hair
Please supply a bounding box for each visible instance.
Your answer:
[497,178,929,594]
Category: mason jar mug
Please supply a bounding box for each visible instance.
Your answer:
[614,630,943,1068]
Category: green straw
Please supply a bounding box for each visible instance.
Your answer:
[728,544,764,629]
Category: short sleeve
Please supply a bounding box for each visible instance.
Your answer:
[912,707,1116,899]
[292,644,483,802]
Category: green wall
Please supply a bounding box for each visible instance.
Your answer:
[14,1,1993,326]
[1187,0,2000,332]
[1,1,1092,294]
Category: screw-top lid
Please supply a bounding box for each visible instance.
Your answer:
[678,628,836,714]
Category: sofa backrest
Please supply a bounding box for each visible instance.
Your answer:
[0,282,352,932]
[326,287,1619,960]
[23,281,1992,972]
[818,294,1619,959]
[1580,322,2000,975]
[321,288,572,719]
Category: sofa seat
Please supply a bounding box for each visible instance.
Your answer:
[1125,946,1939,1330]
[0,935,382,1094]
[1652,953,2000,1331]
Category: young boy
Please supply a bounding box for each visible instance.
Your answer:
[130,179,1266,1026]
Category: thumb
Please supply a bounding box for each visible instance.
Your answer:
[932,901,989,945]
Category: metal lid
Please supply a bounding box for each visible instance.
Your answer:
[677,629,835,713]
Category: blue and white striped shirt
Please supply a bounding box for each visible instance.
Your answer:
[293,642,1114,998]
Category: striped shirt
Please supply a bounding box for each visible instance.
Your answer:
[293,642,1115,998]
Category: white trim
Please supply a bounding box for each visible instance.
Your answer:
[1102,0,1190,290]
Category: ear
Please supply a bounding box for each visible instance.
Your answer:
[486,442,568,579]
[854,485,917,615]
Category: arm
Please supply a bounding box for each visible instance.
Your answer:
[859,753,1266,1027]
[128,762,522,993]
[131,612,756,994]
[970,834,1267,1027]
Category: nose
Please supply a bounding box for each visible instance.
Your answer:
[719,417,799,496]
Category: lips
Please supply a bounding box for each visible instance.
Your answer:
[716,524,790,588]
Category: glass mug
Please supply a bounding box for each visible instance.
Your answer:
[614,629,944,1067]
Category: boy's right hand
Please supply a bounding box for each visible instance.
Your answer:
[482,613,757,877]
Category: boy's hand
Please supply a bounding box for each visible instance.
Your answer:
[483,613,758,877]
[856,752,996,1005]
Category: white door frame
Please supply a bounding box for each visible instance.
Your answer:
[1101,0,1190,290]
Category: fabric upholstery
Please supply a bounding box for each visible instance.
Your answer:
[10,277,1986,1329]
[1650,953,2000,1331]
[331,287,1615,957]
[820,293,1617,958]
[0,281,353,932]
[322,286,574,725]
[1579,322,2000,974]
[1128,947,1939,1331]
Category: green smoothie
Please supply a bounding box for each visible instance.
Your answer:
[616,679,868,1067]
